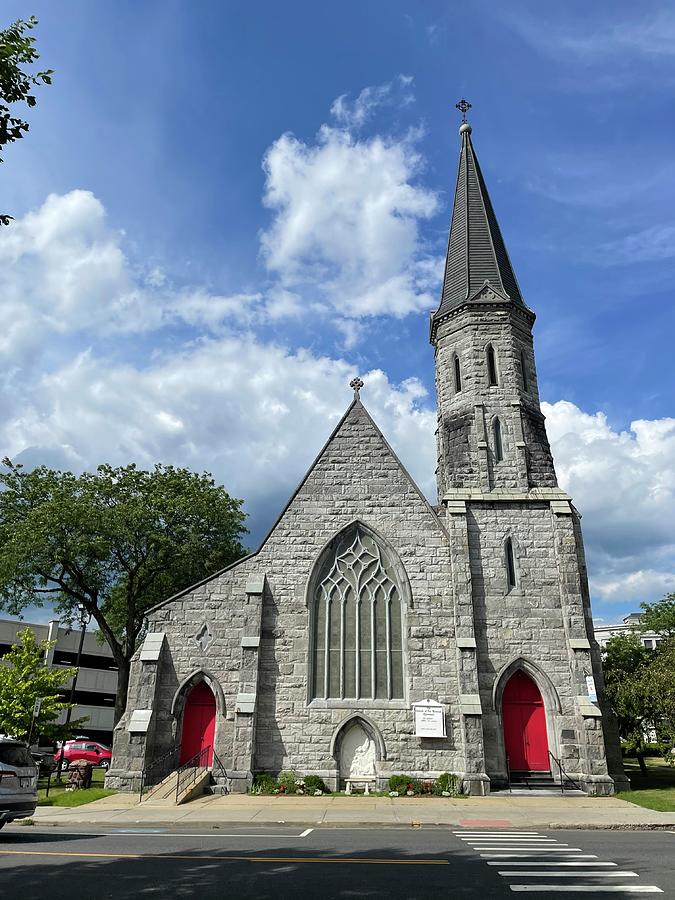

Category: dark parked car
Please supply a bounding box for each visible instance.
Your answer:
[30,747,57,776]
[0,738,38,829]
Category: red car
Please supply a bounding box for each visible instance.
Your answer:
[60,740,112,770]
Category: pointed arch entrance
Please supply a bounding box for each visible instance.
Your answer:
[502,670,550,772]
[180,680,215,765]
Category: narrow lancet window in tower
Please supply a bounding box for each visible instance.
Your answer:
[493,417,503,462]
[487,344,498,386]
[454,354,462,392]
[505,537,517,592]
[521,350,529,392]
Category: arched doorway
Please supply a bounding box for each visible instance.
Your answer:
[180,681,215,765]
[502,670,550,772]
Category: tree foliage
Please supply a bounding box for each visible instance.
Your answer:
[0,16,53,225]
[640,593,675,638]
[0,461,247,721]
[0,628,82,742]
[603,593,675,771]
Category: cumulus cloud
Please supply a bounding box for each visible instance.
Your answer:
[544,400,675,606]
[2,340,436,542]
[0,190,262,363]
[260,126,438,318]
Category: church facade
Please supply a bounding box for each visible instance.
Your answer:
[108,116,627,796]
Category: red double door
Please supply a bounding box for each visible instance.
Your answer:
[502,671,550,771]
[180,681,215,765]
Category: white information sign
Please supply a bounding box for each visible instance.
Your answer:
[585,675,598,703]
[413,700,446,738]
[32,698,41,718]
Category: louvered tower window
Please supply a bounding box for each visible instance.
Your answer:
[487,344,498,386]
[521,350,529,392]
[311,526,404,700]
[493,417,504,462]
[505,537,517,592]
[454,354,462,393]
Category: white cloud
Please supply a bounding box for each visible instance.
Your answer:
[544,400,675,605]
[599,224,675,264]
[330,74,415,129]
[260,126,438,318]
[0,190,262,363]
[3,339,437,529]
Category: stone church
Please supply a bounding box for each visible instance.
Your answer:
[108,113,627,796]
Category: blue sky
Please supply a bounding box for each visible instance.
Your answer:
[1,0,674,625]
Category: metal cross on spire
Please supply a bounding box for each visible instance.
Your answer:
[455,97,472,123]
[350,377,364,399]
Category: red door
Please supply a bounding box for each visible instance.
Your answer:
[180,681,215,765]
[502,671,550,771]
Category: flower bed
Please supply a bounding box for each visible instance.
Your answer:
[249,771,463,797]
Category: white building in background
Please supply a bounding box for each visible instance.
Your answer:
[594,613,664,651]
[0,618,117,744]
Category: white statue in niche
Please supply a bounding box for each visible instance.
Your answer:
[339,722,376,778]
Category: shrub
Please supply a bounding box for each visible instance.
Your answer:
[432,772,462,796]
[388,774,422,795]
[277,770,298,795]
[303,775,328,794]
[250,773,277,795]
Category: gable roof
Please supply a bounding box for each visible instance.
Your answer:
[146,397,446,614]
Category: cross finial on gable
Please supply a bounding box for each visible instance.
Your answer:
[349,376,364,399]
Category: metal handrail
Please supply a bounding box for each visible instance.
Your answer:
[211,748,227,781]
[175,744,211,803]
[548,749,583,794]
[138,744,180,801]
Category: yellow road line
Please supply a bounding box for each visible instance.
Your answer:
[0,849,448,866]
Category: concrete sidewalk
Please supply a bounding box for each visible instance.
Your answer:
[30,792,675,830]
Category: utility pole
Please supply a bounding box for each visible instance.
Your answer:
[56,604,91,780]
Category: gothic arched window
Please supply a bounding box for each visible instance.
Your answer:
[520,350,529,392]
[505,537,517,592]
[486,344,498,386]
[453,354,462,393]
[493,417,504,462]
[311,526,404,701]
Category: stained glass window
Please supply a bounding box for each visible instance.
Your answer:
[311,526,404,700]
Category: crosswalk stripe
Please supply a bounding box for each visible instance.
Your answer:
[499,871,638,878]
[481,854,598,859]
[470,847,581,852]
[509,886,663,893]
[489,862,617,867]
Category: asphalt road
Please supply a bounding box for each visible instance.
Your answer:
[1,824,673,898]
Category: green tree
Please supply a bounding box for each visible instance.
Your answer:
[649,639,675,762]
[640,593,675,638]
[1,16,53,225]
[0,461,247,722]
[602,632,657,775]
[0,628,82,742]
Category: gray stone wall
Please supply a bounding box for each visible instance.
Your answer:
[112,401,479,791]
[433,300,556,498]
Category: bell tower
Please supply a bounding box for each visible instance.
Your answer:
[433,102,628,795]
[431,109,557,500]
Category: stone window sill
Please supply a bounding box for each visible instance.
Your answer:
[308,699,409,710]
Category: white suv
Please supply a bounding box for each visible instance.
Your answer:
[0,738,38,829]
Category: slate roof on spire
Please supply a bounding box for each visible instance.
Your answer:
[432,121,525,328]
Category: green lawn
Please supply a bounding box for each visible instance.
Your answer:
[38,766,117,808]
[616,757,675,812]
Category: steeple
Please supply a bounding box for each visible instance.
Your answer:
[431,112,526,341]
[431,104,557,500]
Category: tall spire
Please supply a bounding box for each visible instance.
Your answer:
[431,106,525,335]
